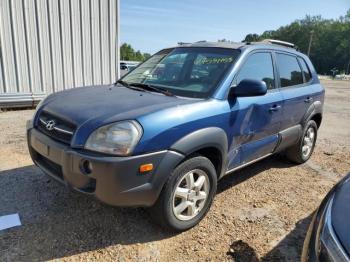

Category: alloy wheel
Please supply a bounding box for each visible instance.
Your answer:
[172,169,210,221]
[302,126,316,158]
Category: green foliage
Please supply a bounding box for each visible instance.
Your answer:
[242,34,260,43]
[243,10,350,74]
[120,43,150,61]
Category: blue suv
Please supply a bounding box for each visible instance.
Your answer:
[27,40,324,231]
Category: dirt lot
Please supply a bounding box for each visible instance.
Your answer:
[0,79,349,261]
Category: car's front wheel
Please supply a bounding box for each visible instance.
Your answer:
[150,155,217,231]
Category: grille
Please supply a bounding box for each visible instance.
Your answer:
[36,153,64,180]
[36,111,76,144]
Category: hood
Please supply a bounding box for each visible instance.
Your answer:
[40,84,195,126]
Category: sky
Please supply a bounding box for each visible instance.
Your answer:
[120,0,350,54]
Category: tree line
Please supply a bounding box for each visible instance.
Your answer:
[120,43,151,62]
[122,10,350,74]
[242,9,350,75]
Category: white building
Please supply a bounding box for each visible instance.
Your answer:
[0,0,120,108]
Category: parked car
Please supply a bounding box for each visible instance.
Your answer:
[27,40,324,231]
[120,63,128,71]
[302,172,350,262]
[120,63,139,72]
[120,63,138,77]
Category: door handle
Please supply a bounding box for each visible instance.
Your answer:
[304,97,313,103]
[269,105,281,112]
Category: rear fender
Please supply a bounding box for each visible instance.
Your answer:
[301,101,322,127]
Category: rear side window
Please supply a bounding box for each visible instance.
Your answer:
[236,52,275,89]
[276,53,303,87]
[298,58,312,82]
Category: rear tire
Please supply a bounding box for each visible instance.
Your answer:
[149,156,217,232]
[285,120,318,164]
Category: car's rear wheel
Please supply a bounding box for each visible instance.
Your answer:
[285,120,318,164]
[150,155,217,231]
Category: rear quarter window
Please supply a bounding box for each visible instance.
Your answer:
[298,57,312,82]
[276,53,303,87]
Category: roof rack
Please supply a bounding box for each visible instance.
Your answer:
[178,40,207,46]
[260,39,295,48]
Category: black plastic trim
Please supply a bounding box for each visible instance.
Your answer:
[170,127,228,177]
[274,124,302,152]
[301,101,323,128]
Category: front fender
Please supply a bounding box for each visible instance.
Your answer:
[170,127,228,176]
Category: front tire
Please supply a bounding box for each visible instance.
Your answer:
[285,120,318,164]
[150,156,217,231]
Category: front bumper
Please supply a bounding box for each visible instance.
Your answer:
[27,123,184,207]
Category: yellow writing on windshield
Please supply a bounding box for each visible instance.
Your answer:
[194,57,233,65]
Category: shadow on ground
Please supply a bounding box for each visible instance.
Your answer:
[221,155,313,261]
[226,213,313,261]
[0,165,174,261]
[0,155,300,261]
[217,154,295,194]
[262,214,312,261]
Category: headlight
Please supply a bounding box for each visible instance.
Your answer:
[318,197,349,262]
[84,121,143,156]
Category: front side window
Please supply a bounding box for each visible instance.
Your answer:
[276,53,304,87]
[235,52,275,89]
[121,47,240,98]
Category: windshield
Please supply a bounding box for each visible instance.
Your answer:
[121,47,240,98]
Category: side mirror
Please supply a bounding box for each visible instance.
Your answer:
[231,79,267,97]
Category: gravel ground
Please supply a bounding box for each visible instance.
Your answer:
[0,80,349,261]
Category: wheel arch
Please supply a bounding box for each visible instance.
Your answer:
[170,127,228,178]
[310,113,322,128]
[187,147,223,179]
[301,101,323,128]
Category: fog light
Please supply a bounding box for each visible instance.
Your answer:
[81,160,93,174]
[139,163,153,173]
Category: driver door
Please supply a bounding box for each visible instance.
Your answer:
[227,51,284,169]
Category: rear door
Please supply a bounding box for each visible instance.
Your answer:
[227,51,284,169]
[275,52,312,130]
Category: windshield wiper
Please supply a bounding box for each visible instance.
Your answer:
[115,80,145,92]
[128,82,174,96]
